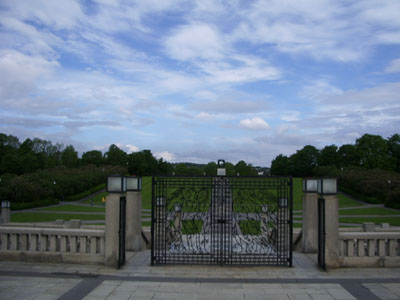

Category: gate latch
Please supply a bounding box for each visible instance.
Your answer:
[217,219,227,224]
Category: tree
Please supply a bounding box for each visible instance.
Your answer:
[338,144,360,167]
[62,145,79,168]
[289,145,319,177]
[105,144,127,166]
[234,160,257,176]
[127,150,158,175]
[356,134,393,170]
[82,150,103,166]
[318,144,339,167]
[204,162,217,176]
[388,134,400,173]
[270,154,289,176]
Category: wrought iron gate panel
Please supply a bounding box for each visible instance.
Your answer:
[151,176,293,266]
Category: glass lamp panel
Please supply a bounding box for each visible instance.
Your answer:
[126,177,139,190]
[323,178,337,194]
[107,176,122,192]
[307,179,318,192]
[1,201,10,208]
[217,168,226,176]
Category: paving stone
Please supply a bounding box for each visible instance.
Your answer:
[326,288,356,300]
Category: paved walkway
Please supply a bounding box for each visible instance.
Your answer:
[1,251,400,300]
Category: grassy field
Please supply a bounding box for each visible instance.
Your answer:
[9,176,400,228]
[338,217,400,226]
[11,212,105,223]
[339,207,400,215]
[38,204,105,212]
[83,192,108,205]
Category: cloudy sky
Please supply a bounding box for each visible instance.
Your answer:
[1,0,400,166]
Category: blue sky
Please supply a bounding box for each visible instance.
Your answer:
[1,0,400,166]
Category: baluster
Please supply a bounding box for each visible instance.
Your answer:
[40,235,48,252]
[90,237,97,254]
[1,233,9,250]
[60,236,67,252]
[69,236,77,253]
[378,239,386,256]
[358,239,364,257]
[49,235,57,252]
[389,239,397,256]
[30,234,38,251]
[347,239,354,257]
[20,234,28,251]
[10,234,17,251]
[368,239,376,257]
[80,236,87,253]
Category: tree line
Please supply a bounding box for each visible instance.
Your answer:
[270,133,400,209]
[0,133,263,177]
[270,133,400,176]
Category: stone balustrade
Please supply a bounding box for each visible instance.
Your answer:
[0,226,105,264]
[339,231,400,267]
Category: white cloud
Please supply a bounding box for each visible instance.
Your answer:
[385,58,400,73]
[154,151,175,161]
[0,49,59,99]
[239,117,270,130]
[195,112,214,121]
[165,23,223,61]
[126,144,139,153]
[234,0,400,62]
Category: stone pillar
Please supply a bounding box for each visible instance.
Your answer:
[1,201,11,223]
[126,191,142,251]
[324,195,339,269]
[104,193,122,268]
[302,193,318,253]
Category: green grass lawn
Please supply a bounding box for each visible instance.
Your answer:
[338,193,365,207]
[339,216,400,226]
[141,176,152,209]
[339,207,400,215]
[83,191,108,205]
[293,177,303,211]
[37,204,105,213]
[11,212,105,223]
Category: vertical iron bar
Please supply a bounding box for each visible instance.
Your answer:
[151,177,155,265]
[289,177,293,267]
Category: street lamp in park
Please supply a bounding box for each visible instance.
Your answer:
[388,180,392,193]
[217,159,226,176]
[126,176,142,192]
[107,175,127,193]
[302,178,318,193]
[317,178,337,196]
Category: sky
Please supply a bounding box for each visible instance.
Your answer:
[1,0,400,167]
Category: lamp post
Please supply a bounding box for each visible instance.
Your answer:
[125,176,142,251]
[1,200,11,223]
[388,180,392,193]
[217,159,226,176]
[302,178,319,253]
[105,175,127,268]
[317,177,339,269]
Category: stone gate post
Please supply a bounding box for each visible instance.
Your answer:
[302,178,318,253]
[126,191,142,251]
[318,178,339,269]
[104,193,121,268]
[1,201,11,224]
[125,176,142,251]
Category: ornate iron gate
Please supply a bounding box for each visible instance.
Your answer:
[317,197,326,270]
[151,176,293,266]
